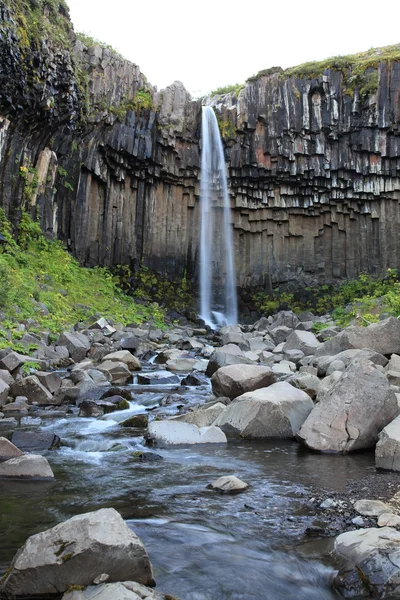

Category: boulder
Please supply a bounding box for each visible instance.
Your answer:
[57,332,90,362]
[334,527,400,598]
[316,317,400,358]
[297,359,399,452]
[0,454,54,479]
[11,431,61,452]
[207,475,249,494]
[376,415,400,471]
[0,508,154,597]
[354,499,392,517]
[166,357,201,371]
[288,373,321,400]
[62,581,168,600]
[282,330,321,356]
[147,421,227,445]
[211,365,276,399]
[314,348,388,377]
[0,369,15,386]
[10,376,53,405]
[270,310,299,330]
[35,371,62,394]
[97,361,133,385]
[78,400,104,418]
[213,381,313,439]
[102,350,142,371]
[0,351,25,372]
[0,437,24,462]
[205,350,254,377]
[0,378,10,406]
[120,414,148,428]
[269,326,293,345]
[137,371,179,385]
[171,402,226,428]
[377,513,400,527]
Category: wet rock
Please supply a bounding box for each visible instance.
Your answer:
[334,527,400,598]
[0,437,24,462]
[120,414,148,428]
[102,350,142,371]
[214,381,313,439]
[100,388,132,402]
[297,359,399,452]
[11,431,61,452]
[78,400,104,418]
[211,364,276,400]
[10,376,54,405]
[61,580,169,600]
[171,402,226,428]
[0,454,54,480]
[20,416,42,426]
[97,360,133,385]
[207,475,249,494]
[137,371,179,385]
[147,421,227,446]
[0,508,154,596]
[98,396,130,413]
[316,317,400,358]
[181,372,207,386]
[131,451,163,462]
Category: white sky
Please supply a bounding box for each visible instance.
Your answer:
[66,0,400,97]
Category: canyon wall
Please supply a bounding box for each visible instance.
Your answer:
[1,1,400,291]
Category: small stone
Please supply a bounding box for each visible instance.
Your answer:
[207,475,249,494]
[319,498,337,509]
[351,516,365,527]
[93,573,110,585]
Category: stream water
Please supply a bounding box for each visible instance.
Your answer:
[0,366,376,599]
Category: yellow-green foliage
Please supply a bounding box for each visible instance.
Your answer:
[246,66,284,83]
[209,83,244,98]
[0,210,166,332]
[75,31,124,58]
[216,114,236,141]
[4,0,72,51]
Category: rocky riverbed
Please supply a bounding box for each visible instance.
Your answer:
[1,311,400,599]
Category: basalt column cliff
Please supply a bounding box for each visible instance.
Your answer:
[0,1,400,290]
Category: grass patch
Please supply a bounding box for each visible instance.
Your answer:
[253,270,400,327]
[0,210,166,332]
[209,83,244,98]
[75,31,124,58]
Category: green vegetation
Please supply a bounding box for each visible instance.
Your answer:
[253,270,400,327]
[116,264,195,317]
[246,66,284,83]
[209,83,244,98]
[215,114,236,141]
[75,31,124,59]
[0,210,166,333]
[3,0,72,51]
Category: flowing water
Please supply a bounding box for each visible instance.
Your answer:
[199,106,238,329]
[0,367,377,599]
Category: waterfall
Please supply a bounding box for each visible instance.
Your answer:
[199,106,238,328]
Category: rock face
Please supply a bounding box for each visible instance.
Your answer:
[376,415,400,471]
[213,381,314,438]
[334,527,400,598]
[297,359,399,452]
[211,365,276,399]
[0,508,154,597]
[1,2,400,292]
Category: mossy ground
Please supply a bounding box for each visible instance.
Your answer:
[0,210,166,336]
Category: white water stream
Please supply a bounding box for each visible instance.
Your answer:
[199,106,238,328]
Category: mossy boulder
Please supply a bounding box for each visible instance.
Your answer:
[120,414,148,428]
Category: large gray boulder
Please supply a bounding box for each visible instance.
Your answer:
[376,415,400,471]
[11,431,60,452]
[334,527,400,598]
[205,349,254,377]
[211,364,276,399]
[213,381,313,439]
[282,330,321,356]
[57,332,90,362]
[315,317,400,357]
[0,508,154,597]
[10,376,53,405]
[0,378,9,406]
[97,360,133,385]
[0,454,54,479]
[102,350,142,371]
[313,348,388,377]
[297,359,399,452]
[171,402,226,428]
